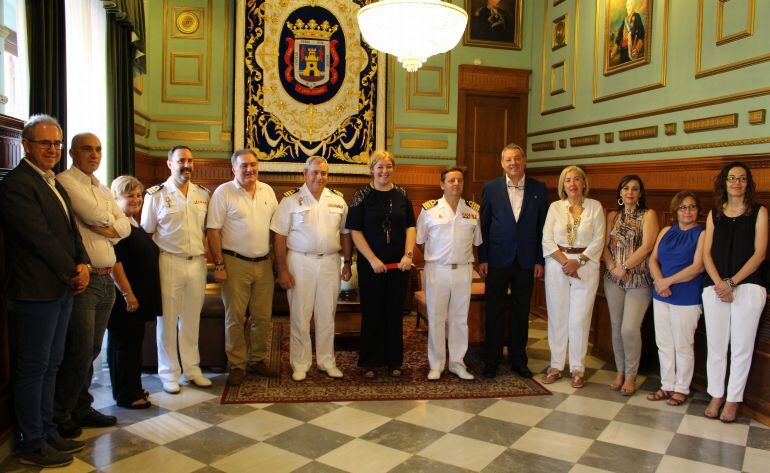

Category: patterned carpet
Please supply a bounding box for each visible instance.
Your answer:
[221,317,550,404]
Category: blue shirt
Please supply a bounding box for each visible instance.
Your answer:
[653,225,704,306]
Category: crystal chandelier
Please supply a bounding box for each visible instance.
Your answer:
[357,0,468,72]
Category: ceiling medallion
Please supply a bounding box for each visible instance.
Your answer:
[176,12,200,35]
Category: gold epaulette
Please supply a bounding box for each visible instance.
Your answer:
[328,187,344,198]
[283,187,301,197]
[467,200,480,212]
[422,199,438,210]
[195,183,210,194]
[146,184,164,195]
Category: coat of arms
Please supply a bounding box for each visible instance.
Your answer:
[284,19,340,96]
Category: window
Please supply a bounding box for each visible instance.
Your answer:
[1,0,29,120]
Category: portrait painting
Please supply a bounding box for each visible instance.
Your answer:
[604,0,652,75]
[464,0,523,50]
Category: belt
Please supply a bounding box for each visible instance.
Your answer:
[160,251,200,260]
[558,245,587,254]
[427,262,471,269]
[292,250,338,259]
[223,249,269,262]
[90,267,112,275]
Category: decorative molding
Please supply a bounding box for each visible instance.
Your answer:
[528,136,770,163]
[156,130,210,141]
[540,0,579,114]
[664,123,677,135]
[532,141,556,152]
[406,53,450,114]
[162,0,212,104]
[553,0,566,6]
[559,139,567,149]
[133,75,144,95]
[604,132,614,143]
[550,61,566,96]
[458,65,529,95]
[619,126,659,141]
[552,14,567,51]
[400,139,448,150]
[413,67,443,98]
[749,109,766,125]
[135,143,230,153]
[219,132,232,142]
[169,52,203,85]
[221,0,231,132]
[683,113,738,133]
[172,7,204,38]
[716,0,755,46]
[528,85,770,137]
[570,134,600,147]
[133,110,221,125]
[134,123,148,137]
[395,154,454,161]
[393,127,456,134]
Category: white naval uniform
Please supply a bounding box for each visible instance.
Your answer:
[416,197,482,372]
[140,177,209,383]
[270,184,349,373]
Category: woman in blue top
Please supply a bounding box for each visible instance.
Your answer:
[647,191,705,406]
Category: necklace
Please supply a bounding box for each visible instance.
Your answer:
[566,203,583,247]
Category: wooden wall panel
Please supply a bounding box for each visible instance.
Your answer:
[528,154,770,425]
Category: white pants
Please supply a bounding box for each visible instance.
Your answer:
[703,284,766,402]
[544,256,600,375]
[157,253,206,383]
[287,251,341,373]
[652,299,701,394]
[425,263,472,372]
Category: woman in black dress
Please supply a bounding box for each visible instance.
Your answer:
[346,151,416,378]
[702,162,767,422]
[108,176,162,408]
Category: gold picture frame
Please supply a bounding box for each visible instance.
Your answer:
[464,0,523,50]
[603,0,653,76]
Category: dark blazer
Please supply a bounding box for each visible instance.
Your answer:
[0,159,89,301]
[478,175,547,269]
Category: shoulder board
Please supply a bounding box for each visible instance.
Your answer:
[328,187,344,198]
[195,183,210,194]
[422,199,438,210]
[146,184,164,195]
[467,200,480,212]
[283,187,301,197]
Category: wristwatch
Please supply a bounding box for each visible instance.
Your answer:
[578,256,587,266]
[343,259,352,265]
[406,251,413,258]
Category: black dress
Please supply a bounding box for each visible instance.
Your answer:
[107,223,162,406]
[703,202,766,288]
[346,184,415,369]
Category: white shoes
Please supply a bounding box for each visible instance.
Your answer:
[321,366,344,378]
[427,370,442,381]
[449,366,475,380]
[162,381,181,394]
[292,371,307,382]
[187,375,212,388]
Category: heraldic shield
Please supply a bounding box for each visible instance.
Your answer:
[283,16,342,98]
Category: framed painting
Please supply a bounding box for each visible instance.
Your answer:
[604,0,653,75]
[464,0,523,50]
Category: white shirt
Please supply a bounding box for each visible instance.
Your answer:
[56,165,130,268]
[141,176,209,257]
[542,198,606,262]
[416,197,482,265]
[24,158,69,219]
[207,179,278,258]
[506,174,525,221]
[270,184,350,254]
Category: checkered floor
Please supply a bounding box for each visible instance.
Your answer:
[2,317,769,473]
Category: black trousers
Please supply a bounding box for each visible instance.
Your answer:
[483,259,535,369]
[357,260,410,369]
[107,312,147,407]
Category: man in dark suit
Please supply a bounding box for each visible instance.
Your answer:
[478,143,547,379]
[0,114,90,468]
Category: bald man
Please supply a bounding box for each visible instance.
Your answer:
[54,133,130,438]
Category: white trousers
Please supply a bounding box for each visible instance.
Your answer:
[703,284,766,402]
[157,253,206,383]
[287,251,341,373]
[652,299,701,394]
[425,263,472,372]
[544,256,600,375]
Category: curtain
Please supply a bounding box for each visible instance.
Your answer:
[26,0,68,173]
[103,0,145,178]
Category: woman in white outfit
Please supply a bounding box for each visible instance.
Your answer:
[702,162,767,423]
[541,166,606,388]
[648,191,705,406]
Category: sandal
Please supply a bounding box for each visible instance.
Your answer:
[646,389,672,402]
[719,402,738,423]
[704,397,724,419]
[571,374,585,389]
[666,393,688,406]
[122,398,152,410]
[541,368,562,384]
[363,370,376,379]
[610,374,624,391]
[620,379,637,397]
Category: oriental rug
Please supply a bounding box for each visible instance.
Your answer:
[220,316,550,404]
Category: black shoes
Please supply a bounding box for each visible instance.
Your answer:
[483,366,497,379]
[75,408,118,428]
[47,433,85,453]
[512,365,533,378]
[18,443,73,468]
[57,419,82,439]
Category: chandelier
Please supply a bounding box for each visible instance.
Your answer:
[357,0,468,72]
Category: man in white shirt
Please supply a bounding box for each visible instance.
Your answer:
[141,145,212,394]
[207,149,278,386]
[54,133,130,438]
[271,157,353,382]
[416,167,482,381]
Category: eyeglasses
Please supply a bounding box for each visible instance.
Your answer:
[27,140,63,149]
[677,204,698,212]
[726,175,748,183]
